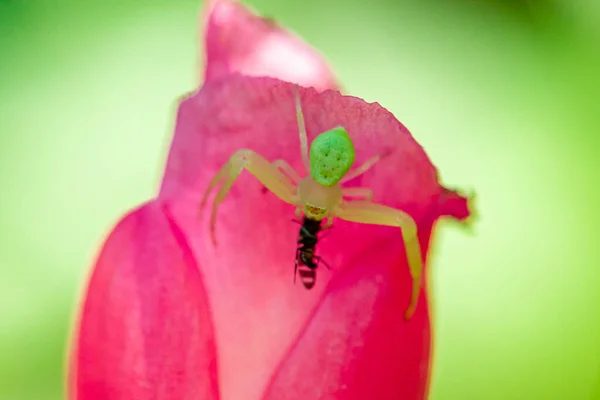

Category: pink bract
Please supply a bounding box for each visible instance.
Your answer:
[68,1,470,400]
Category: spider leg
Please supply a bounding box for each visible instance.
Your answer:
[294,85,310,173]
[260,159,300,195]
[340,150,391,184]
[273,159,303,185]
[342,187,374,202]
[333,200,422,320]
[322,217,334,230]
[199,149,298,245]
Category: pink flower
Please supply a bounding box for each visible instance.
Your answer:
[68,1,470,399]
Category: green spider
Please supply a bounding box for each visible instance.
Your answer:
[199,86,423,319]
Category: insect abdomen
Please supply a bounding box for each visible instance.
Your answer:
[294,217,324,289]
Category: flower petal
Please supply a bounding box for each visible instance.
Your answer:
[159,76,467,399]
[261,230,436,400]
[202,0,338,91]
[68,201,219,400]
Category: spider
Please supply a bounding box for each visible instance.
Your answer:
[199,86,423,320]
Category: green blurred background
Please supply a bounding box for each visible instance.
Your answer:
[1,0,598,399]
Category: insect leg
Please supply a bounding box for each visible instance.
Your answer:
[315,255,331,270]
[294,249,300,285]
[333,200,422,320]
[200,149,298,245]
[318,228,334,240]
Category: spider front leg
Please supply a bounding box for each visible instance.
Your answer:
[333,200,423,320]
[199,149,298,245]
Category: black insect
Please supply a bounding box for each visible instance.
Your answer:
[294,217,331,289]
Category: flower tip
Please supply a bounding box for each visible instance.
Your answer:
[204,0,239,24]
[202,0,338,91]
